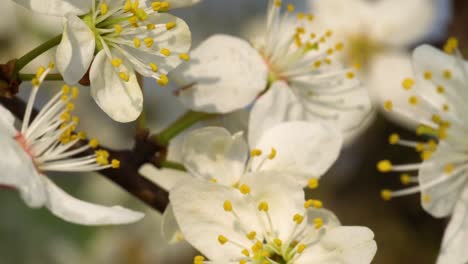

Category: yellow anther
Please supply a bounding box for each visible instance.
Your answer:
[274,0,282,7]
[436,85,445,94]
[111,159,121,169]
[324,58,332,65]
[258,201,269,212]
[66,102,75,111]
[304,199,323,209]
[313,217,323,229]
[335,42,344,51]
[111,58,123,67]
[346,71,355,79]
[444,163,454,174]
[119,72,130,82]
[209,178,217,183]
[444,37,458,54]
[274,238,282,247]
[166,22,176,30]
[60,111,71,122]
[293,214,304,225]
[124,0,132,12]
[72,116,80,125]
[443,104,450,112]
[297,244,306,254]
[400,174,412,185]
[218,235,228,245]
[239,260,247,264]
[246,231,256,240]
[146,23,156,30]
[241,249,250,257]
[268,148,277,160]
[179,53,190,61]
[408,96,419,106]
[77,131,87,140]
[160,48,171,56]
[422,194,432,203]
[388,133,400,144]
[96,155,109,166]
[61,94,69,101]
[325,30,333,37]
[308,178,319,189]
[71,86,79,99]
[133,38,141,48]
[135,8,148,21]
[381,189,393,201]
[251,149,262,157]
[310,33,316,39]
[89,138,99,149]
[297,12,305,19]
[157,74,169,86]
[160,1,170,11]
[239,184,251,195]
[114,24,123,34]
[223,200,233,212]
[36,66,45,78]
[100,3,109,15]
[252,241,263,252]
[313,60,322,68]
[48,62,55,69]
[402,78,415,90]
[128,16,138,25]
[421,150,432,161]
[149,63,159,72]
[144,37,154,48]
[424,71,432,80]
[296,27,305,34]
[193,255,205,264]
[32,78,40,87]
[443,69,452,79]
[377,160,393,172]
[287,4,294,12]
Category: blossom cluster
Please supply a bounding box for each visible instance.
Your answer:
[0,0,463,263]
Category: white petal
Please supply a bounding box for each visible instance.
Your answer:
[436,187,468,264]
[248,81,301,145]
[166,0,201,9]
[161,204,185,244]
[139,163,191,191]
[370,0,439,46]
[122,13,191,78]
[170,178,262,260]
[297,226,377,264]
[90,50,143,123]
[419,146,467,218]
[181,127,248,186]
[174,34,268,113]
[43,177,144,225]
[0,132,46,207]
[0,104,17,136]
[12,0,90,16]
[252,121,342,186]
[56,13,95,84]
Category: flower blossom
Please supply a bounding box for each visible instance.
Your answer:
[0,64,144,225]
[12,0,193,122]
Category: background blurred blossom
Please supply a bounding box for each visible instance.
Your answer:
[0,0,462,263]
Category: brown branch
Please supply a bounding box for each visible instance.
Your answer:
[0,97,170,213]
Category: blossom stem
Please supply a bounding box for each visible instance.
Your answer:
[151,111,217,146]
[160,160,187,171]
[18,73,63,81]
[15,34,62,73]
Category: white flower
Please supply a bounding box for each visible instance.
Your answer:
[376,41,468,263]
[12,0,192,123]
[0,65,143,225]
[170,173,377,264]
[173,1,372,140]
[309,0,451,127]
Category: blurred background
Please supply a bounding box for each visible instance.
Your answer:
[0,0,465,263]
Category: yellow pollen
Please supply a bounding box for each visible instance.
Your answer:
[293,214,304,225]
[325,30,333,37]
[111,159,120,169]
[123,0,132,12]
[246,231,256,240]
[297,244,306,254]
[307,14,314,21]
[423,71,432,80]
[444,163,454,174]
[66,102,75,111]
[239,260,247,264]
[160,1,170,11]
[381,189,392,201]
[252,241,263,252]
[268,148,277,160]
[443,104,449,112]
[408,96,419,106]
[436,85,445,94]
[165,22,176,30]
[258,201,269,212]
[402,78,415,90]
[193,255,205,264]
[209,178,217,183]
[308,178,319,189]
[62,85,70,94]
[304,199,323,209]
[128,16,138,25]
[443,69,452,79]
[71,86,79,99]
[89,138,99,149]
[287,4,294,12]
[135,8,148,21]
[160,48,171,56]
[444,37,458,54]
[296,27,305,34]
[144,37,154,48]
[251,149,262,157]
[239,184,251,195]
[327,48,334,55]
[149,63,159,72]
[241,249,250,257]
[388,133,400,144]
[157,74,169,86]
[297,12,305,19]
[48,62,55,69]
[114,24,123,34]
[313,61,322,68]
[100,3,109,15]
[421,150,432,161]
[32,78,40,87]
[119,72,130,82]
[313,217,323,229]
[274,238,282,247]
[223,200,233,212]
[111,58,123,67]
[179,53,190,61]
[133,38,141,48]
[377,160,392,172]
[422,194,432,203]
[218,235,228,245]
[383,100,393,111]
[400,174,412,185]
[147,23,155,30]
[36,66,45,78]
